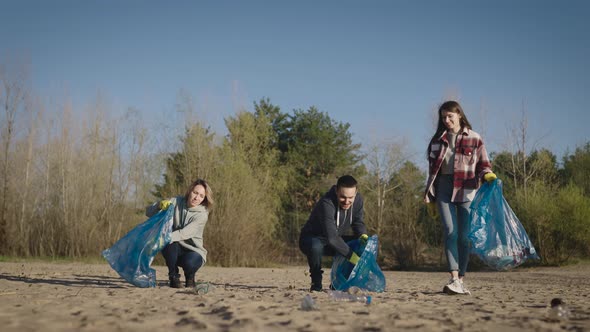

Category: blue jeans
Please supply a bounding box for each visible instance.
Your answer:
[299,235,355,286]
[435,175,471,277]
[161,242,203,279]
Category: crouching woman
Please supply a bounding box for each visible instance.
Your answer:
[146,179,214,288]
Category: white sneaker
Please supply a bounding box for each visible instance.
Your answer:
[459,279,471,295]
[443,278,465,295]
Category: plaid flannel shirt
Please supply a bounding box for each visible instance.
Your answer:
[424,128,492,203]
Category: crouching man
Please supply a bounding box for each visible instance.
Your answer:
[299,175,368,292]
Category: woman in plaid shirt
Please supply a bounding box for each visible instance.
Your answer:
[424,100,497,295]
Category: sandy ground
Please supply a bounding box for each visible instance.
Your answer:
[0,261,588,332]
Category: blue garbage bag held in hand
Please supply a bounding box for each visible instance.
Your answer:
[102,204,174,287]
[468,179,540,270]
[330,235,386,292]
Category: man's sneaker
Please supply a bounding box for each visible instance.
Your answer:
[310,283,323,292]
[459,279,471,295]
[443,278,465,295]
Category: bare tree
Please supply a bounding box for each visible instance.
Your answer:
[363,141,407,237]
[15,95,40,255]
[362,138,429,268]
[501,100,548,201]
[0,59,30,252]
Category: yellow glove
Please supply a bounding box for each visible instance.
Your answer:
[426,202,439,219]
[484,172,497,182]
[159,199,172,210]
[348,252,360,265]
[359,234,369,244]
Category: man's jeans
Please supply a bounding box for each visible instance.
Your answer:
[299,234,356,286]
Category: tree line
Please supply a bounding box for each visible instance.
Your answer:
[1,62,589,268]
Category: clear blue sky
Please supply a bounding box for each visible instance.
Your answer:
[2,0,589,168]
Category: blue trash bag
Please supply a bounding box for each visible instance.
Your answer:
[102,205,174,287]
[468,179,540,270]
[330,235,386,292]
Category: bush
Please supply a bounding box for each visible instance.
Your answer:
[515,182,590,265]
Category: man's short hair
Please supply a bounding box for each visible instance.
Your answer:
[336,175,357,189]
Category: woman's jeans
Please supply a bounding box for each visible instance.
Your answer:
[435,175,471,277]
[161,242,203,279]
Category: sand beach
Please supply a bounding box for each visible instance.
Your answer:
[0,261,588,331]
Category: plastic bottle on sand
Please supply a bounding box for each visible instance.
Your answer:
[329,287,372,305]
[193,281,213,295]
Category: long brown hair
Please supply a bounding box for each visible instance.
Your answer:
[426,100,471,159]
[428,101,473,156]
[184,179,214,209]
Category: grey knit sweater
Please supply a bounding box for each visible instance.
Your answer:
[146,196,209,264]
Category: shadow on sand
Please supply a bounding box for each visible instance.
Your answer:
[0,273,130,289]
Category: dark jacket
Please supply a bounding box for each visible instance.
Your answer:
[300,186,366,258]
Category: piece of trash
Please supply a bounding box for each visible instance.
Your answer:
[301,294,318,311]
[347,286,364,295]
[547,298,570,321]
[192,282,213,295]
[329,289,372,305]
